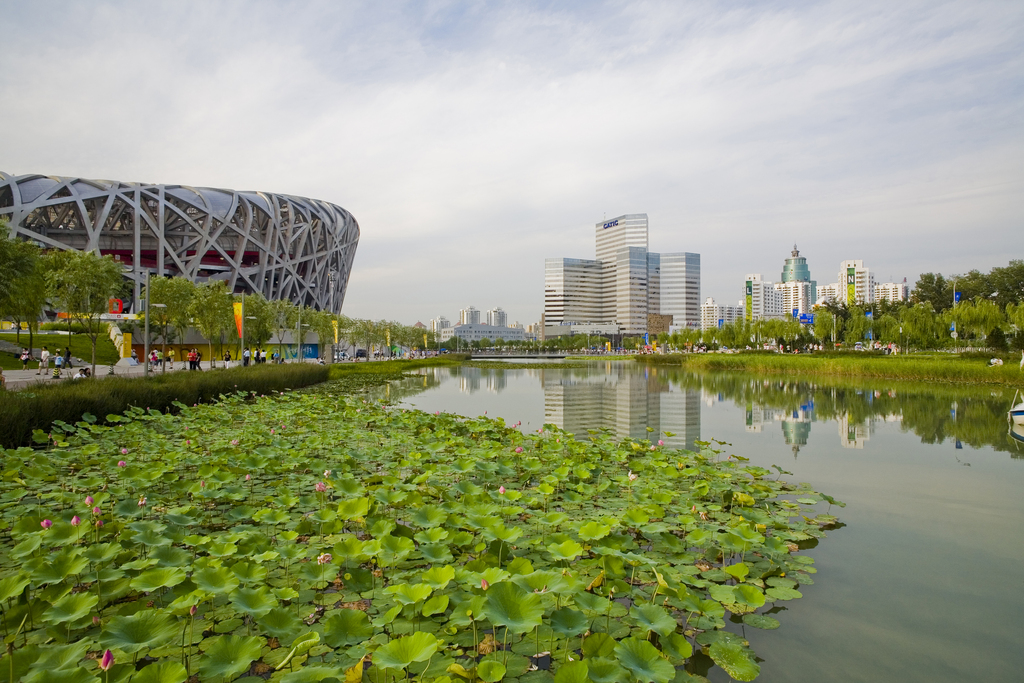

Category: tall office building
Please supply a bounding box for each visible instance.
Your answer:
[779,245,816,316]
[430,316,450,334]
[544,213,700,336]
[485,307,508,327]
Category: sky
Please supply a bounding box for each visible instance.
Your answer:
[1,0,1021,326]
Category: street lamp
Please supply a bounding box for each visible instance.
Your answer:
[143,271,167,378]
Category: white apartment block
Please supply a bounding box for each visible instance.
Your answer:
[485,307,507,327]
[459,306,481,325]
[816,283,840,305]
[744,274,785,321]
[875,281,908,302]
[775,281,816,318]
[429,316,451,334]
[701,297,743,330]
[838,260,875,306]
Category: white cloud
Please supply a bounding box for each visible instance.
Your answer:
[1,0,1020,324]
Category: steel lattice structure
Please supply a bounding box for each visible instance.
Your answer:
[0,171,359,313]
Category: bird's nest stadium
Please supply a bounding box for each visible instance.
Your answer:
[0,171,359,313]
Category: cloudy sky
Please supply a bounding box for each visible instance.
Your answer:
[2,1,1021,325]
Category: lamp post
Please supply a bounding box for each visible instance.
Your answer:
[142,272,167,378]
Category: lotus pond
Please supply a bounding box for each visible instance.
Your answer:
[0,384,841,683]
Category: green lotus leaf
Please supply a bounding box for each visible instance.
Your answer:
[199,635,264,681]
[11,535,41,559]
[0,574,30,602]
[578,521,611,541]
[379,535,416,566]
[257,606,304,640]
[553,661,588,683]
[572,592,611,615]
[414,528,449,544]
[309,509,337,524]
[630,604,677,637]
[539,512,568,526]
[131,567,187,593]
[132,660,189,683]
[23,640,91,677]
[230,586,278,618]
[385,582,433,606]
[337,497,370,521]
[205,541,237,557]
[581,632,616,659]
[275,630,321,670]
[255,509,291,525]
[422,594,450,617]
[193,566,240,594]
[323,608,374,648]
[708,585,737,604]
[734,584,765,608]
[661,633,693,661]
[478,660,507,683]
[421,565,456,589]
[766,586,802,601]
[132,529,172,548]
[483,581,544,634]
[583,656,626,683]
[280,665,348,683]
[372,631,438,670]
[26,668,99,683]
[100,611,180,654]
[709,641,760,682]
[149,546,190,567]
[420,544,454,564]
[42,593,98,625]
[549,607,588,637]
[614,637,675,683]
[623,509,649,526]
[231,561,268,585]
[546,540,584,562]
[32,551,90,585]
[742,613,781,630]
[410,505,448,528]
[723,563,749,581]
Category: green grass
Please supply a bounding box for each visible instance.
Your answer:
[0,332,120,369]
[640,352,1024,385]
[326,354,470,379]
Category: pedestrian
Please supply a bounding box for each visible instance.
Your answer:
[243,347,251,367]
[20,348,30,370]
[167,347,175,369]
[54,353,64,377]
[0,368,6,391]
[223,350,231,366]
[36,346,50,375]
[150,350,158,368]
[196,350,203,370]
[64,348,73,369]
[187,348,196,370]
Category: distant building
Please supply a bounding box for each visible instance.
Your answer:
[875,280,908,302]
[459,306,481,325]
[440,323,527,343]
[430,316,450,334]
[778,245,816,316]
[815,260,875,306]
[413,321,426,329]
[544,213,700,336]
[485,307,508,328]
[744,274,785,321]
[816,283,840,305]
[700,297,743,331]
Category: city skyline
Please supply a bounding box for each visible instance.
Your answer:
[1,2,1020,325]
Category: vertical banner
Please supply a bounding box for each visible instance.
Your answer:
[233,302,243,339]
[332,319,339,344]
[847,267,856,305]
[423,333,428,349]
[745,280,753,321]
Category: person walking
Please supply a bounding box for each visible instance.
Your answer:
[64,347,73,370]
[20,348,30,370]
[243,347,251,367]
[223,350,231,366]
[167,347,175,370]
[54,352,64,377]
[0,367,6,390]
[36,346,50,375]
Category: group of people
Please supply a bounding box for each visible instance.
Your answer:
[18,345,77,377]
[241,347,271,366]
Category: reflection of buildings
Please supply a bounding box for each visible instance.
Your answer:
[838,415,871,449]
[542,367,700,451]
[487,371,507,393]
[745,398,815,456]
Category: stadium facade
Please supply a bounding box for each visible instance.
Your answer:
[0,171,359,313]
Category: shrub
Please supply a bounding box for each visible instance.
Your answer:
[40,321,92,334]
[0,363,329,448]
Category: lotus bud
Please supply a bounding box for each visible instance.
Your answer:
[230,439,240,446]
[92,506,101,515]
[200,480,205,488]
[657,440,664,446]
[190,604,198,616]
[99,650,114,671]
[95,519,104,528]
[245,474,251,481]
[499,486,505,495]
[317,553,332,565]
[481,579,489,590]
[40,519,52,529]
[117,460,126,468]
[315,482,327,493]
[84,495,94,505]
[71,516,81,527]
[138,496,146,507]
[514,447,523,454]
[93,616,100,625]
[650,445,656,451]
[120,448,128,455]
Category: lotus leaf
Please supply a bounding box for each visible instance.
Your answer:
[323,609,374,647]
[385,582,433,605]
[193,566,240,594]
[553,661,588,683]
[421,565,456,589]
[478,660,507,683]
[549,607,588,637]
[483,581,544,634]
[708,641,760,682]
[422,594,450,616]
[100,611,180,654]
[630,604,677,637]
[766,586,803,601]
[0,574,30,602]
[32,551,89,585]
[280,665,348,683]
[742,613,781,630]
[130,567,186,593]
[199,635,264,681]
[584,657,627,683]
[23,640,91,678]
[258,606,304,640]
[132,661,189,683]
[546,540,584,562]
[614,637,675,683]
[372,631,439,670]
[231,586,278,618]
[42,593,98,625]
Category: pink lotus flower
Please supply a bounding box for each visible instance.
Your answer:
[514,447,523,454]
[84,495,94,505]
[190,604,198,616]
[120,448,128,455]
[92,506,101,515]
[314,482,327,493]
[95,519,104,528]
[138,496,147,507]
[481,579,489,590]
[40,519,52,529]
[117,460,127,468]
[650,445,656,451]
[230,439,239,446]
[270,429,275,434]
[317,553,332,565]
[186,440,191,445]
[200,481,205,488]
[71,516,81,527]
[499,486,506,494]
[93,615,100,625]
[99,650,114,671]
[657,440,664,446]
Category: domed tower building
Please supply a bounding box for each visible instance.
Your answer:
[778,245,816,317]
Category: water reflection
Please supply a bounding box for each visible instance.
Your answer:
[386,363,1024,459]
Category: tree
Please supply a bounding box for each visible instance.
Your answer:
[911,273,950,312]
[44,249,125,374]
[307,308,336,362]
[240,292,276,350]
[271,299,297,360]
[0,220,43,346]
[143,276,195,372]
[989,260,1024,308]
[188,281,233,368]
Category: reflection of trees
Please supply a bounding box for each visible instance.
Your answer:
[669,370,1022,457]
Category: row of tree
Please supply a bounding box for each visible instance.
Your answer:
[912,260,1024,311]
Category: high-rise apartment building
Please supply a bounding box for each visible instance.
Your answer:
[430,316,450,334]
[544,213,700,336]
[485,307,507,327]
[815,260,875,306]
[701,297,743,330]
[458,306,480,325]
[744,274,785,321]
[875,281,908,303]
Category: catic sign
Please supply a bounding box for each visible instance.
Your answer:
[602,220,619,229]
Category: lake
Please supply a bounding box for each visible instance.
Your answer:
[382,360,1024,683]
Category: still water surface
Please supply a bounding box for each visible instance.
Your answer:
[382,361,1024,683]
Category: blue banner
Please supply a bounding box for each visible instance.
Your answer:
[954,291,962,303]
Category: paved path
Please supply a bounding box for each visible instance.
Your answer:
[1,359,272,391]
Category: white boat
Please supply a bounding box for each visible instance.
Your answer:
[1011,390,1024,426]
[1011,423,1024,444]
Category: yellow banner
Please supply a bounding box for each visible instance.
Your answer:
[233,302,243,339]
[332,319,339,344]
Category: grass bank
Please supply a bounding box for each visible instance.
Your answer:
[639,352,1024,385]
[0,332,120,369]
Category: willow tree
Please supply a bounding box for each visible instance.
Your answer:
[144,276,195,372]
[188,281,233,368]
